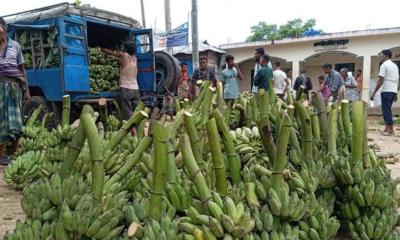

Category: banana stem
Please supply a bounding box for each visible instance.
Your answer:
[328,107,338,156]
[294,101,313,161]
[362,102,371,168]
[81,112,104,202]
[181,134,211,204]
[258,89,269,120]
[183,111,204,167]
[199,86,216,126]
[104,136,152,190]
[26,104,44,127]
[206,118,228,195]
[273,111,292,173]
[314,92,328,144]
[250,96,259,123]
[98,98,108,129]
[166,126,178,184]
[41,112,54,128]
[61,95,71,127]
[257,117,276,166]
[341,100,352,143]
[210,109,241,184]
[174,97,181,113]
[59,105,94,180]
[149,121,167,221]
[352,101,364,163]
[192,81,212,111]
[105,110,148,152]
[310,113,320,142]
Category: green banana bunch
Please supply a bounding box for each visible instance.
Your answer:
[39,161,62,178]
[140,216,178,240]
[299,208,340,240]
[304,153,336,189]
[165,182,191,213]
[4,151,45,190]
[348,207,398,240]
[4,219,53,240]
[51,124,75,143]
[181,194,256,239]
[106,115,121,132]
[231,126,268,166]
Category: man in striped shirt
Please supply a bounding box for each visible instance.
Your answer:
[0,17,30,165]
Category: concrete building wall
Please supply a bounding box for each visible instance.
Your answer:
[222,30,400,101]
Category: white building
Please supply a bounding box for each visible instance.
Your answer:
[220,27,400,103]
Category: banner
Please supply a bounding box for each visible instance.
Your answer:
[154,22,189,48]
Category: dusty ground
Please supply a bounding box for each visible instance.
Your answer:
[0,166,24,239]
[0,119,398,239]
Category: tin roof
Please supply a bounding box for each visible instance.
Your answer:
[220,27,400,50]
[2,2,141,28]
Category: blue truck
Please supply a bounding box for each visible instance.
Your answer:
[3,2,179,121]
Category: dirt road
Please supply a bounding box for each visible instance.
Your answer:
[0,166,24,239]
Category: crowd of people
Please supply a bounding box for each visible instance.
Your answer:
[176,47,399,136]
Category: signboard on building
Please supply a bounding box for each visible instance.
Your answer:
[313,39,349,52]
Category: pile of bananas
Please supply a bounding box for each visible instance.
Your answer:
[3,151,45,190]
[348,208,399,240]
[5,86,400,240]
[89,48,120,93]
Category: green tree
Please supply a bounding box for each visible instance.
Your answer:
[246,18,318,42]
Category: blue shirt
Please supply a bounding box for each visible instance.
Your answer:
[221,67,240,99]
[324,70,343,92]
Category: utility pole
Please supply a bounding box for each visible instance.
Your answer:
[140,0,146,28]
[164,0,172,53]
[191,0,199,70]
[164,0,172,31]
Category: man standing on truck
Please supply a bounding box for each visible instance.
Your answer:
[0,17,30,165]
[101,42,139,121]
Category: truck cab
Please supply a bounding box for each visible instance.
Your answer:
[3,3,179,121]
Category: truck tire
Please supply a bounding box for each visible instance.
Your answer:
[155,51,180,95]
[23,96,58,128]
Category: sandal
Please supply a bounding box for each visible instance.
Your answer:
[0,156,11,166]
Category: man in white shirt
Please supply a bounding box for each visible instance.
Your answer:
[371,49,399,135]
[272,62,290,99]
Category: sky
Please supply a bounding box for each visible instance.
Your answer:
[1,0,400,46]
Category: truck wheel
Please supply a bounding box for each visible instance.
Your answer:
[23,96,57,128]
[155,51,180,95]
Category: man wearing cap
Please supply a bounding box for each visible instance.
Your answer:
[0,17,30,165]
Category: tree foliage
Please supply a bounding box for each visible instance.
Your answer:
[247,18,318,42]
